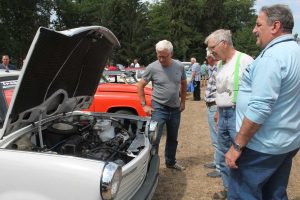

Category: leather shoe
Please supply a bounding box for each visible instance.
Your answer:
[212,190,227,200]
[207,170,221,178]
[203,162,216,169]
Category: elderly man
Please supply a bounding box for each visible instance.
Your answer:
[225,4,300,199]
[0,55,15,71]
[190,57,201,101]
[205,29,253,199]
[137,40,187,171]
[204,51,221,178]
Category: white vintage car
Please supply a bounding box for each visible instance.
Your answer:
[0,26,159,200]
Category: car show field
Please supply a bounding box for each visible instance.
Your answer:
[152,91,300,200]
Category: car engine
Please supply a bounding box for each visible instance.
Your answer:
[9,115,147,166]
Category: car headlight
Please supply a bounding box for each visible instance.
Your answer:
[148,120,158,144]
[100,162,122,200]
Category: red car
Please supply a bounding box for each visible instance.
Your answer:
[0,69,19,128]
[87,70,152,116]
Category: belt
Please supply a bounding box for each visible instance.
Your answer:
[206,101,216,107]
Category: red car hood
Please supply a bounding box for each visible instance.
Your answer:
[98,83,152,95]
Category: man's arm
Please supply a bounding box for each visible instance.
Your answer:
[137,79,154,115]
[225,117,260,168]
[180,79,187,112]
[191,71,195,81]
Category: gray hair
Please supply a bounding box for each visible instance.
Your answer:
[204,29,233,47]
[260,4,294,33]
[191,57,196,62]
[155,40,173,53]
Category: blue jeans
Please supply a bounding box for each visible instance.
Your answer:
[229,148,299,200]
[151,100,181,166]
[207,105,220,171]
[217,106,236,189]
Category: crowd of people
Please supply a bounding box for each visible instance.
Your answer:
[138,4,300,200]
[2,3,299,200]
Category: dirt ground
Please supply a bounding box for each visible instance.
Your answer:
[152,89,300,200]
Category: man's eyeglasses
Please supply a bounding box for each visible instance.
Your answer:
[208,40,224,51]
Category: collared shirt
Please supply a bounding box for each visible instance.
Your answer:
[236,34,300,154]
[215,51,253,107]
[191,63,201,81]
[205,64,217,103]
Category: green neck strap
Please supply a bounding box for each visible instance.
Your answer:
[233,52,242,103]
[218,52,243,103]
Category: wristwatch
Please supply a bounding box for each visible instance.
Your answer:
[141,101,146,107]
[232,141,245,152]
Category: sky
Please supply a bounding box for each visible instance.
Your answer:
[143,0,300,34]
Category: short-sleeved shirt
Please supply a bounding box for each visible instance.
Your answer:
[191,63,201,81]
[200,64,207,76]
[142,59,186,108]
[215,51,253,107]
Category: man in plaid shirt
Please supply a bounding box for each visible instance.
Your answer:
[204,51,220,179]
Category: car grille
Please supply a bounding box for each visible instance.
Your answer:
[115,150,149,200]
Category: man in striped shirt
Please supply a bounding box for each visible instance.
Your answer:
[204,51,221,179]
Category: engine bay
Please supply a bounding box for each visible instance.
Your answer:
[8,114,148,166]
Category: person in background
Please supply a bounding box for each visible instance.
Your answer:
[0,55,15,71]
[225,4,300,199]
[131,59,140,68]
[205,29,253,200]
[200,61,208,87]
[190,57,201,101]
[137,40,187,171]
[204,50,221,179]
[107,64,118,71]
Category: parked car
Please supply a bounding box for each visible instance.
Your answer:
[0,26,159,200]
[124,67,146,81]
[182,61,192,71]
[87,70,152,117]
[182,61,192,83]
[102,70,138,84]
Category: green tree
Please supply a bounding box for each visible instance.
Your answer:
[0,0,53,68]
[55,0,150,65]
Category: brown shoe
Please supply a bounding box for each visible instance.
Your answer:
[212,190,227,200]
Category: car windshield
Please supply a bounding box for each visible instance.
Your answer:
[0,75,18,128]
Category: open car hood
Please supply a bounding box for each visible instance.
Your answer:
[1,26,119,138]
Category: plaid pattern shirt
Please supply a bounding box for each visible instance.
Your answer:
[205,64,218,103]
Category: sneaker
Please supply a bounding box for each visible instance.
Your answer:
[212,190,227,200]
[207,170,221,178]
[166,163,186,171]
[203,162,216,169]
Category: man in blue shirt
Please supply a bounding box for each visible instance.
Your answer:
[0,55,15,71]
[225,4,300,199]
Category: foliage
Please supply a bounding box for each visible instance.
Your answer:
[1,0,260,68]
[0,0,53,68]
